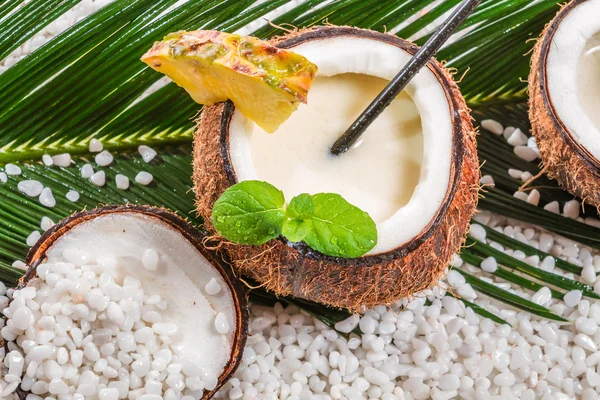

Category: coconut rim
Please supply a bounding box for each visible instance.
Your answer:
[19,204,249,400]
[536,0,600,177]
[215,26,466,267]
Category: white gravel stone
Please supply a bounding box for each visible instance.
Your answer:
[42,154,53,166]
[115,174,129,190]
[205,278,221,295]
[52,153,72,167]
[334,315,360,333]
[563,200,580,219]
[138,145,157,163]
[508,168,522,179]
[141,249,158,271]
[38,187,56,207]
[563,290,582,308]
[514,146,538,162]
[0,172,7,183]
[17,180,44,197]
[95,150,113,166]
[89,139,103,152]
[507,128,527,147]
[90,171,106,186]
[544,201,560,214]
[135,171,153,185]
[526,189,540,206]
[26,230,41,246]
[214,312,230,335]
[66,190,80,202]
[481,119,503,135]
[80,163,94,178]
[479,175,495,187]
[5,163,21,175]
[480,257,498,273]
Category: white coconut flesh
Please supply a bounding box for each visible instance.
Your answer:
[43,212,237,384]
[546,0,600,161]
[228,36,454,254]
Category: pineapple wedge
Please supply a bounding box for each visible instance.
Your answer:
[141,30,318,133]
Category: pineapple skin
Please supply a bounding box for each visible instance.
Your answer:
[141,30,318,133]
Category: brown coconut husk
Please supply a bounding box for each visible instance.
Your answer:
[193,26,480,312]
[14,205,248,400]
[529,0,600,209]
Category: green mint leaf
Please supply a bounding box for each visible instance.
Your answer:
[282,193,314,242]
[286,193,314,218]
[282,218,312,242]
[302,193,377,258]
[212,180,284,245]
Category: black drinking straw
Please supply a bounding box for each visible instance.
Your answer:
[330,0,482,156]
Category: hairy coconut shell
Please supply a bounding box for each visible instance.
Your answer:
[529,0,600,208]
[14,205,248,400]
[193,26,479,312]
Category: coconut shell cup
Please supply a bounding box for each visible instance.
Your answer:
[529,0,600,209]
[193,26,479,312]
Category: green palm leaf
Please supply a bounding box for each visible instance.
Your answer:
[0,0,598,327]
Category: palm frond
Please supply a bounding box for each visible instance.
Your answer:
[0,0,560,164]
[0,0,598,327]
[0,0,82,61]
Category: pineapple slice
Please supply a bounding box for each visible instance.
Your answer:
[141,30,318,133]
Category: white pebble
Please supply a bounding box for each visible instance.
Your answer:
[135,171,153,185]
[563,200,580,219]
[514,146,538,162]
[563,290,582,308]
[99,388,119,400]
[52,153,72,167]
[481,119,503,135]
[215,312,230,334]
[26,230,41,247]
[66,190,80,202]
[80,163,94,178]
[205,278,222,295]
[480,257,498,273]
[17,180,44,197]
[0,172,6,183]
[42,154,53,166]
[141,249,159,271]
[507,128,527,146]
[40,217,55,232]
[95,150,113,166]
[115,174,129,190]
[469,224,486,242]
[526,189,540,206]
[5,163,22,175]
[89,139,103,153]
[334,314,360,333]
[39,187,56,207]
[479,175,495,187]
[544,201,560,214]
[12,307,35,330]
[138,145,157,163]
[90,171,106,186]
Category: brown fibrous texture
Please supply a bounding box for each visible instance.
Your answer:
[529,0,600,209]
[193,26,479,312]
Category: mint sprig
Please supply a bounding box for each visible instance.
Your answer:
[211,180,285,245]
[212,181,377,258]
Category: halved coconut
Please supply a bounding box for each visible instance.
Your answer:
[194,27,479,311]
[10,205,248,399]
[529,0,600,207]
